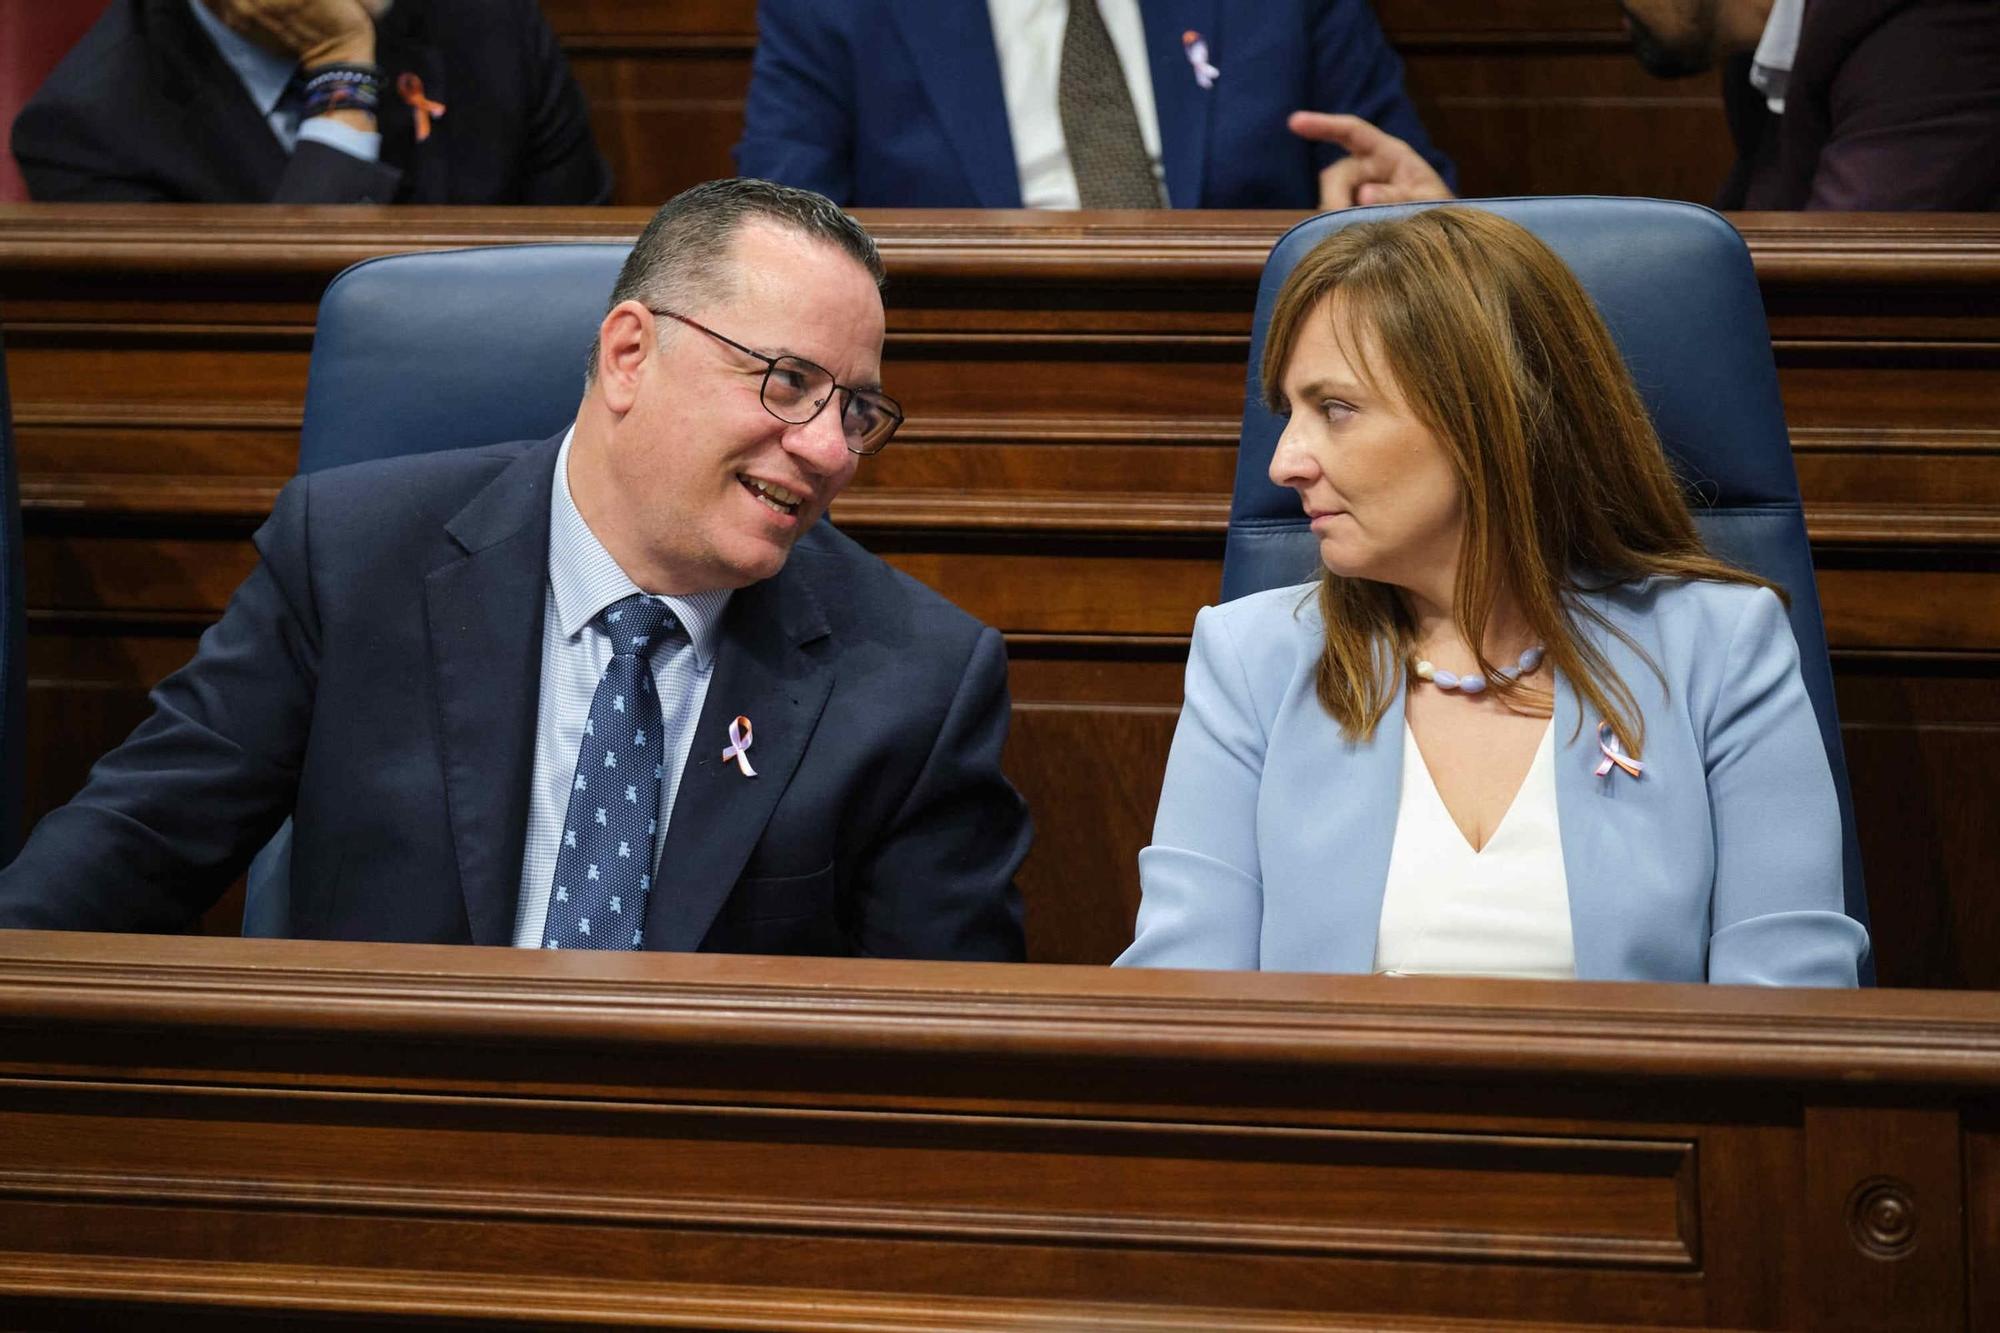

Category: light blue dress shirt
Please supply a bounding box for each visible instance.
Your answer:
[186,0,383,162]
[511,429,733,948]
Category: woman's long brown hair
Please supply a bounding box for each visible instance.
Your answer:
[1259,207,1775,755]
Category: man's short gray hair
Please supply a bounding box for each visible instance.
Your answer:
[586,177,885,384]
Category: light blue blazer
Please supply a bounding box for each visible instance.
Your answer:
[1118,578,1868,985]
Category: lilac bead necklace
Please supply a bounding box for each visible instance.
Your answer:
[1411,645,1544,695]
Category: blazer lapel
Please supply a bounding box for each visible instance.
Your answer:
[1552,604,1658,980]
[889,0,1022,208]
[645,559,835,951]
[1143,0,1219,207]
[148,0,291,195]
[372,17,448,202]
[1260,676,1406,973]
[425,437,560,945]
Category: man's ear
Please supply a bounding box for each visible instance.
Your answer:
[594,301,654,414]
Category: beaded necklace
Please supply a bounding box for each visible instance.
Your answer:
[1410,646,1544,695]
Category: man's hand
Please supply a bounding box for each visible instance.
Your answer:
[1289,112,1456,211]
[203,0,381,69]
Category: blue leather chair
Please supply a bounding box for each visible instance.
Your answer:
[243,243,633,936]
[1220,197,1871,978]
[0,328,26,866]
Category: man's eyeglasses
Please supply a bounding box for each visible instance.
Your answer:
[652,310,904,456]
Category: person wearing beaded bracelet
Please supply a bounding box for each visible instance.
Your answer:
[1119,206,1866,987]
[12,0,611,205]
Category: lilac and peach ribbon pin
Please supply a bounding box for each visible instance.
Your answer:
[1593,721,1643,780]
[721,715,757,777]
[1182,31,1218,90]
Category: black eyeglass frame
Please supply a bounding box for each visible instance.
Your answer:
[651,308,904,455]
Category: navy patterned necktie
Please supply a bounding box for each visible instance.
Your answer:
[541,595,679,950]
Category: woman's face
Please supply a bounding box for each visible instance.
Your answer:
[1268,299,1466,598]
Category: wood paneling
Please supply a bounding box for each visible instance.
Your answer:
[538,0,1741,209]
[1,932,1997,1329]
[1,206,1997,986]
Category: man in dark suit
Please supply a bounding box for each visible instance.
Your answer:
[0,179,1030,960]
[733,0,1453,211]
[1619,0,2000,210]
[11,0,611,204]
[1301,0,1998,212]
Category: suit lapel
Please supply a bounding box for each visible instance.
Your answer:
[148,0,291,195]
[1261,674,1405,972]
[1553,602,1656,981]
[1143,0,1219,207]
[372,15,448,202]
[645,558,835,951]
[889,0,1022,208]
[425,438,560,945]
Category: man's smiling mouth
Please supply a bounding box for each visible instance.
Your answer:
[740,474,803,517]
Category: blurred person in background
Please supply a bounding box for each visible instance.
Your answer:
[1311,0,2000,211]
[1621,0,1999,210]
[735,0,1453,212]
[12,0,611,203]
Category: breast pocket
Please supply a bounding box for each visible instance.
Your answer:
[725,860,837,922]
[706,861,845,956]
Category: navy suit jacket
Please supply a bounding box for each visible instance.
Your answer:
[0,437,1030,959]
[11,0,611,204]
[734,0,1452,209]
[1118,579,1867,985]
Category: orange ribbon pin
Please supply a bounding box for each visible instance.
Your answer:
[397,73,447,143]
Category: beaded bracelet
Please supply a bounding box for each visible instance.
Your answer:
[302,63,382,120]
[1411,645,1544,695]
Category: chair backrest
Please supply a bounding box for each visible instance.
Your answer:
[298,243,633,472]
[0,327,25,864]
[242,243,633,935]
[1221,197,1870,966]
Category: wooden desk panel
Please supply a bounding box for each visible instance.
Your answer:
[1,207,1997,986]
[0,933,1995,1330]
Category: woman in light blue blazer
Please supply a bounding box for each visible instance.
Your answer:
[1119,208,1867,985]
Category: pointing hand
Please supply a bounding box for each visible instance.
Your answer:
[1289,111,1455,211]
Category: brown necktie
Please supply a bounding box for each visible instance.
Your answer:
[1056,0,1166,208]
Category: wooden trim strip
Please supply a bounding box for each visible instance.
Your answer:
[1,935,1998,1089]
[3,208,1996,287]
[0,1253,1721,1332]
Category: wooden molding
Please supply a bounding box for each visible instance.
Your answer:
[5,207,1998,287]
[4,933,1999,1087]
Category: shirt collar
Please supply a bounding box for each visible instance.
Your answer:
[549,427,731,667]
[1748,0,1806,114]
[187,0,298,119]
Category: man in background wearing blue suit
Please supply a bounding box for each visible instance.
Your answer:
[735,0,1455,211]
[0,179,1031,960]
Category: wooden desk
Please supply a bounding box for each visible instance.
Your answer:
[0,932,1996,1330]
[1,207,1997,985]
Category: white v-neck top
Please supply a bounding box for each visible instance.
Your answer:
[1371,720,1575,979]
